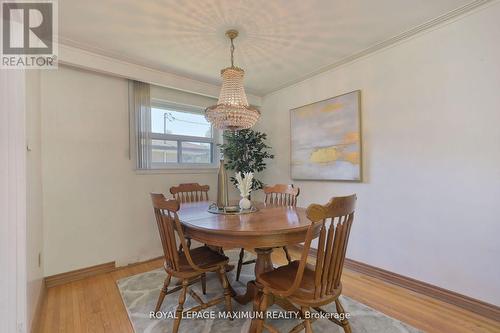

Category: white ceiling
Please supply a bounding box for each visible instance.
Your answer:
[59,0,476,95]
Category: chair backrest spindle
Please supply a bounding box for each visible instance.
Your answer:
[303,195,356,298]
[150,193,183,272]
[170,183,209,203]
[264,184,300,207]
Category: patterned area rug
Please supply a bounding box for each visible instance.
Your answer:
[117,251,421,333]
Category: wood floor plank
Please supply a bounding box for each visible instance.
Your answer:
[36,253,500,333]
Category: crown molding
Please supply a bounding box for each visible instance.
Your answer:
[265,0,496,96]
[57,43,263,106]
[56,0,495,100]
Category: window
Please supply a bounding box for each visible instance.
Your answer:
[148,102,217,168]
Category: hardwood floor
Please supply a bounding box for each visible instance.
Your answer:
[37,250,500,333]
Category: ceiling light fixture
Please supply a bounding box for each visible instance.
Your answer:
[205,29,260,131]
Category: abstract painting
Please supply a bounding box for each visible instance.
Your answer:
[290,90,362,181]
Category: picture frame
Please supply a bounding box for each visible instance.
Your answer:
[290,90,362,181]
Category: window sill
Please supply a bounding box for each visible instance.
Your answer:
[135,167,219,175]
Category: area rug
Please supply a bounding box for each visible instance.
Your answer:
[117,251,421,333]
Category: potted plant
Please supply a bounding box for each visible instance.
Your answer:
[218,129,274,191]
[235,171,254,209]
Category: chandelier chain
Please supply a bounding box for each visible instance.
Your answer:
[230,36,235,68]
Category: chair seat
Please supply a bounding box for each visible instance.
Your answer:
[257,260,342,302]
[257,260,316,297]
[173,246,229,272]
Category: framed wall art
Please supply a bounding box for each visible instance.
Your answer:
[290,90,362,181]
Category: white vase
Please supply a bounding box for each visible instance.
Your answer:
[239,197,252,210]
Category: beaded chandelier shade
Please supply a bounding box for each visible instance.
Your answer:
[205,30,260,131]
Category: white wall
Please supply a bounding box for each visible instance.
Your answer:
[26,70,44,331]
[257,3,500,305]
[1,68,27,333]
[41,66,218,276]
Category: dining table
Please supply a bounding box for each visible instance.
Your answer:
[176,200,315,305]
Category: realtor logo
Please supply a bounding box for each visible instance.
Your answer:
[1,0,57,68]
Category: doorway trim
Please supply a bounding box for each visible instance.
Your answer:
[0,69,28,333]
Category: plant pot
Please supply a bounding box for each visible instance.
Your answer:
[239,197,252,210]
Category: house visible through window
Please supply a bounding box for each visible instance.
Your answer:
[149,103,216,168]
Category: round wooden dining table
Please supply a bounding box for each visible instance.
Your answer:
[177,201,312,305]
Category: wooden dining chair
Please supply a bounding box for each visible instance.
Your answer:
[170,183,210,203]
[150,193,233,333]
[236,184,300,281]
[170,183,210,251]
[251,194,357,333]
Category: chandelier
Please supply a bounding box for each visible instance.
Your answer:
[205,30,260,131]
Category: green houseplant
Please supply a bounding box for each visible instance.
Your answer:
[219,129,274,191]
